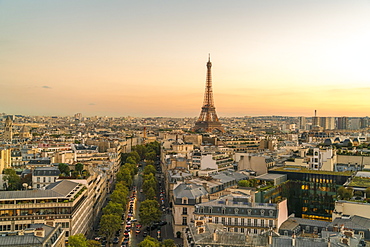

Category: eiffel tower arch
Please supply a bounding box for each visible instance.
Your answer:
[193,55,224,133]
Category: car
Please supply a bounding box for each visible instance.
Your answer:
[136,224,142,228]
[123,238,129,244]
[127,217,131,221]
[159,221,167,226]
[131,218,137,223]
[94,236,103,241]
[124,232,129,237]
[143,231,148,237]
[135,229,141,234]
[112,237,119,244]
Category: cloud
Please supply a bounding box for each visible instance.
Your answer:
[42,86,52,89]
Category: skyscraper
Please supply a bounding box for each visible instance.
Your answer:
[193,55,224,133]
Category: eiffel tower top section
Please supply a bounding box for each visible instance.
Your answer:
[192,55,224,133]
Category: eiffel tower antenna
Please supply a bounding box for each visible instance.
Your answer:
[192,55,224,133]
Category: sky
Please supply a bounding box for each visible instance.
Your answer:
[1,0,370,118]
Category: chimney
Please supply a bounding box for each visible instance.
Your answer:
[213,230,218,242]
[35,228,45,238]
[202,182,209,192]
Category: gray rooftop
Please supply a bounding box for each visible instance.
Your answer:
[0,180,80,200]
[33,167,60,177]
[173,183,208,200]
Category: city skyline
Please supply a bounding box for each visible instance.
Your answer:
[1,1,370,117]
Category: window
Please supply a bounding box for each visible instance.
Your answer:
[182,217,187,225]
[182,198,187,204]
[260,209,265,216]
[248,219,251,226]
[269,220,273,227]
[234,218,238,225]
[305,226,310,233]
[284,231,288,236]
[228,218,232,225]
[182,207,187,215]
[254,219,258,226]
[247,209,251,215]
[222,207,226,214]
[221,217,225,224]
[241,218,245,226]
[215,217,219,224]
[261,219,264,227]
[241,228,245,233]
[209,207,213,214]
[234,227,238,233]
[269,210,274,216]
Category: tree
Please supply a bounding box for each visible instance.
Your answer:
[58,163,70,176]
[337,186,353,200]
[3,169,21,191]
[134,145,147,160]
[111,189,128,206]
[99,214,121,244]
[143,165,156,176]
[138,236,160,247]
[87,240,101,247]
[142,174,157,194]
[145,187,156,200]
[139,199,162,227]
[366,187,370,198]
[238,180,251,187]
[103,201,124,216]
[69,233,88,247]
[162,239,175,247]
[126,156,136,165]
[128,151,141,163]
[75,163,84,175]
[146,151,156,161]
[116,168,133,186]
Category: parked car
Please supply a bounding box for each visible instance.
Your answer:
[112,237,119,244]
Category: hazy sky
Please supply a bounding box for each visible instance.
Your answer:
[1,0,370,117]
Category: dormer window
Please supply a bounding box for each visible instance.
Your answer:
[247,209,252,215]
[260,209,265,216]
[182,197,188,204]
[209,207,213,214]
[234,208,239,214]
[269,210,274,216]
[222,207,226,214]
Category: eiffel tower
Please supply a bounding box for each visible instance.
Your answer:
[193,55,224,133]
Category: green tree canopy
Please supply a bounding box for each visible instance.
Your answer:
[116,168,133,186]
[143,165,156,176]
[126,156,137,165]
[139,199,161,226]
[3,169,21,191]
[99,214,121,242]
[111,189,128,206]
[69,233,88,247]
[238,180,251,187]
[138,236,160,247]
[145,186,156,200]
[103,201,124,216]
[87,240,101,247]
[128,151,141,163]
[162,239,175,247]
[75,163,84,174]
[146,151,156,161]
[58,163,70,176]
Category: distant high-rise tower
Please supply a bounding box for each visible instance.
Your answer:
[193,55,224,133]
[3,116,13,142]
